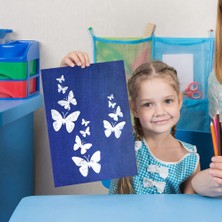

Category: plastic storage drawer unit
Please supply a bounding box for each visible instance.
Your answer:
[0,40,40,99]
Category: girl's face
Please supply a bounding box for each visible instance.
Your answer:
[131,77,183,136]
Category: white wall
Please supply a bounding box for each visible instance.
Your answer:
[0,0,217,195]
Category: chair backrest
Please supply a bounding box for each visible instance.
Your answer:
[176,130,213,170]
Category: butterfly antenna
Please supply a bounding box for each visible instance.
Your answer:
[84,155,89,162]
[62,111,68,118]
[111,122,116,127]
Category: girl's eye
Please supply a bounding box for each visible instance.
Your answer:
[165,99,174,104]
[143,102,152,107]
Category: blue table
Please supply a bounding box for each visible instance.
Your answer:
[10,194,222,222]
[0,94,42,222]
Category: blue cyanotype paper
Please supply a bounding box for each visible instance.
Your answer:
[41,60,137,187]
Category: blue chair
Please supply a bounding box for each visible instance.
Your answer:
[102,130,214,189]
[176,130,213,170]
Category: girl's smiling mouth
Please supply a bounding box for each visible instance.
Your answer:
[152,117,172,124]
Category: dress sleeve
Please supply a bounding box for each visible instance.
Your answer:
[191,169,222,197]
[208,71,220,119]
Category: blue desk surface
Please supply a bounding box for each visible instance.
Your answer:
[10,194,222,222]
[0,93,42,126]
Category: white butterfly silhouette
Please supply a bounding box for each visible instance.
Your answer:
[108,101,116,109]
[103,120,126,139]
[73,135,92,154]
[58,84,68,94]
[58,90,77,110]
[80,126,90,137]
[108,106,123,121]
[56,75,65,83]
[72,151,101,177]
[81,118,90,127]
[107,94,114,100]
[51,109,80,133]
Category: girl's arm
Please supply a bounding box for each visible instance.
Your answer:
[183,163,201,194]
[191,156,222,197]
[60,51,90,68]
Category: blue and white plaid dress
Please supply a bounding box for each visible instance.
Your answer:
[109,139,199,194]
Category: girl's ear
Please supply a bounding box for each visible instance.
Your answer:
[178,92,183,110]
[130,100,139,118]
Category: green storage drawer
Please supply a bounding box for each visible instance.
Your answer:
[0,60,37,80]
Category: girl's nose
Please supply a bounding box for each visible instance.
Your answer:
[154,104,166,117]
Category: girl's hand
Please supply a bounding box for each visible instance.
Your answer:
[60,51,90,68]
[209,156,222,185]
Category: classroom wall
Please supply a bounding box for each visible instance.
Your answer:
[0,0,217,195]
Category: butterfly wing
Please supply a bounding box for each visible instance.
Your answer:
[66,111,80,122]
[113,121,126,138]
[108,112,118,121]
[116,106,123,118]
[58,84,68,94]
[103,120,113,137]
[73,135,81,151]
[86,127,90,136]
[65,122,74,133]
[109,106,123,121]
[67,90,77,106]
[58,100,70,110]
[82,119,90,126]
[57,84,62,93]
[62,87,68,94]
[90,151,101,174]
[51,109,63,132]
[81,119,86,126]
[56,75,65,83]
[91,163,101,174]
[52,121,63,132]
[79,164,89,177]
[65,111,80,133]
[107,94,114,100]
[108,101,116,108]
[81,143,92,154]
[80,126,90,137]
[74,135,92,154]
[72,156,89,177]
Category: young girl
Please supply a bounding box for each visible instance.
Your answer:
[109,61,200,194]
[60,52,203,194]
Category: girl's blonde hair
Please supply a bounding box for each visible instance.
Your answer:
[215,0,222,83]
[117,61,180,194]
